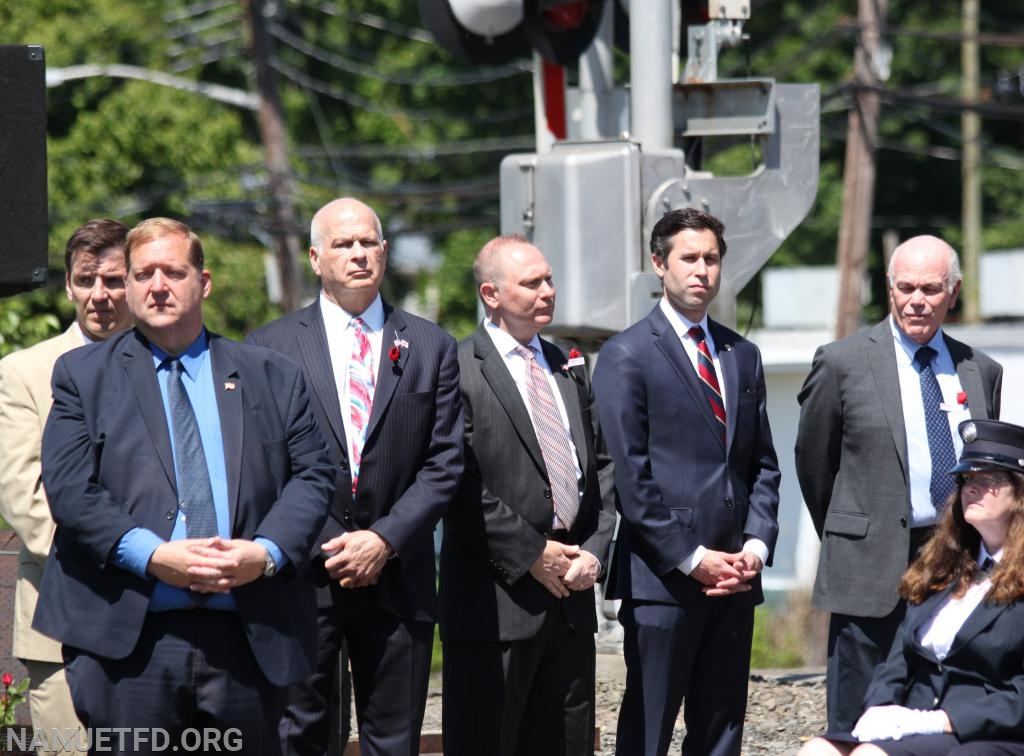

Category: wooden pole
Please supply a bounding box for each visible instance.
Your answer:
[246,0,303,312]
[834,0,887,339]
[961,0,982,323]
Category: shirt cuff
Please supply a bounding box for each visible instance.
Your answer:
[254,537,288,571]
[676,545,707,576]
[114,527,165,579]
[743,538,769,566]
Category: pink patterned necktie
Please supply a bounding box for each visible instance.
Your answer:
[514,345,579,529]
[348,317,374,493]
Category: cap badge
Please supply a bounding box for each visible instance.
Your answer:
[961,422,978,443]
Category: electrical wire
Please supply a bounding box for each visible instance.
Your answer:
[269,21,530,86]
[268,56,533,124]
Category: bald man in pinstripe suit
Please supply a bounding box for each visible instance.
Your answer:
[248,198,464,756]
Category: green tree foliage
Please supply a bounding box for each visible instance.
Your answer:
[0,0,276,350]
[1,0,1020,352]
[722,0,1024,322]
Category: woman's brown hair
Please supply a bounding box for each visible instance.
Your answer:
[900,471,1024,604]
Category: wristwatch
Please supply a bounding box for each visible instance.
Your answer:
[262,549,277,578]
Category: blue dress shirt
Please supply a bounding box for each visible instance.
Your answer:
[113,330,284,610]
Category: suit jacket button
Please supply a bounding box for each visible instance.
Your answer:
[166,510,175,520]
[723,497,734,508]
[900,517,908,527]
[343,511,353,523]
[933,696,940,707]
[544,489,552,499]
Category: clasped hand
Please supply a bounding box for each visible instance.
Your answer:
[528,541,601,598]
[148,537,267,593]
[692,550,762,597]
[321,530,393,589]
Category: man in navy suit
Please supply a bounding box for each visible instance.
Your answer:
[248,198,463,756]
[36,218,335,755]
[593,208,780,756]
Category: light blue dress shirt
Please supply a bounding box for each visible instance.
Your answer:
[113,330,284,611]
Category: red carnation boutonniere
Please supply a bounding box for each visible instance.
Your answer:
[957,391,968,408]
[389,333,409,367]
[561,348,586,377]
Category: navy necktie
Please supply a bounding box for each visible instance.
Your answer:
[915,346,956,511]
[167,359,218,539]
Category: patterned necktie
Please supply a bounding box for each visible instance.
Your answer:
[688,326,726,444]
[348,317,375,493]
[167,359,218,539]
[514,345,579,529]
[915,346,957,510]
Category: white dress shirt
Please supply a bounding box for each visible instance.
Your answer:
[890,316,968,527]
[320,292,385,453]
[73,320,98,345]
[483,320,582,530]
[918,547,1001,660]
[658,299,769,576]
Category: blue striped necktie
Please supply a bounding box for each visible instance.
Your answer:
[915,346,956,510]
[167,358,218,539]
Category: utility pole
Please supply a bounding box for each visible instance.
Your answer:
[961,0,982,323]
[834,0,887,339]
[245,0,303,313]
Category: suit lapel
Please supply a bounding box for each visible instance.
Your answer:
[650,307,725,450]
[120,331,177,493]
[867,320,908,478]
[948,596,1009,657]
[947,336,986,419]
[209,335,242,526]
[296,302,347,453]
[365,303,404,443]
[541,340,587,471]
[472,327,548,475]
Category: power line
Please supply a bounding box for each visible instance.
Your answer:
[268,21,530,86]
[850,82,1024,122]
[45,63,259,110]
[837,22,1024,49]
[291,0,438,44]
[269,56,533,124]
[293,135,534,161]
[821,124,1024,170]
[163,0,237,23]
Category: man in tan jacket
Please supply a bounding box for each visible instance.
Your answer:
[0,219,130,751]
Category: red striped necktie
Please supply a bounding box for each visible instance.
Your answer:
[688,325,726,443]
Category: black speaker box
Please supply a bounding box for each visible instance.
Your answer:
[0,45,48,297]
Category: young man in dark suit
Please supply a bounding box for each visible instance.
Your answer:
[593,208,780,756]
[248,198,463,756]
[36,218,335,755]
[440,235,616,756]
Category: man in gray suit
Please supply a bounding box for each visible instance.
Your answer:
[440,234,616,756]
[796,235,1002,732]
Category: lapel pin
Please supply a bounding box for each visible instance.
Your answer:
[224,381,236,391]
